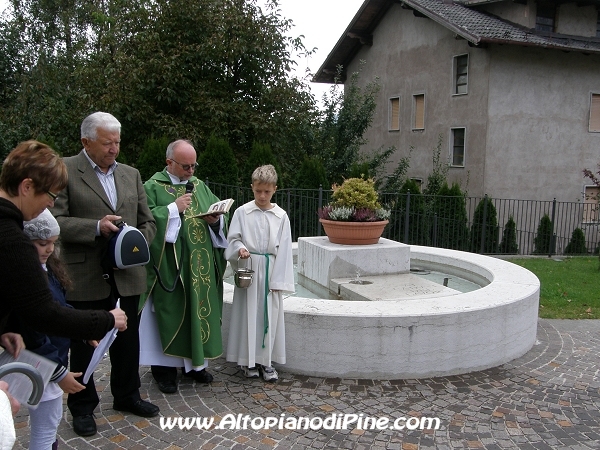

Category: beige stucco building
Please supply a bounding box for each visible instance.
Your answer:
[314,0,600,203]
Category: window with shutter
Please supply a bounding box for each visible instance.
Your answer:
[389,97,400,131]
[590,94,600,132]
[413,94,424,130]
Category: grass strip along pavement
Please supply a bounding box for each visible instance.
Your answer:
[507,256,599,319]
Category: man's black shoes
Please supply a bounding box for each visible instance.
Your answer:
[73,414,97,436]
[157,380,178,394]
[184,368,213,383]
[113,399,160,418]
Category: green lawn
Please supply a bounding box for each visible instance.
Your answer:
[506,257,600,319]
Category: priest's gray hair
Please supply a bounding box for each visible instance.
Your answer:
[81,112,121,140]
[252,164,278,185]
[166,139,194,159]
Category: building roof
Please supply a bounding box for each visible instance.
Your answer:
[313,0,600,84]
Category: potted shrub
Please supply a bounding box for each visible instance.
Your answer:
[318,178,390,245]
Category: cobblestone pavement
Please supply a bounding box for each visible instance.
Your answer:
[13,319,600,450]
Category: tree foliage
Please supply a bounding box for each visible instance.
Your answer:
[533,214,553,255]
[564,228,587,255]
[433,182,469,250]
[470,196,498,254]
[0,0,318,166]
[294,157,328,190]
[137,136,170,182]
[197,135,239,186]
[424,134,450,196]
[242,141,281,186]
[387,179,426,244]
[499,216,519,254]
[315,64,382,185]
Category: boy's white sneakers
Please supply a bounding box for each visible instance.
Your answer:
[240,366,260,378]
[260,365,278,382]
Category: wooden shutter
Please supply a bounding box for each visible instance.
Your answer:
[414,94,424,129]
[390,98,400,130]
[590,94,600,132]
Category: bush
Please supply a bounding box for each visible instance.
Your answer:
[431,182,469,250]
[291,157,329,240]
[470,196,498,254]
[137,136,171,182]
[386,179,426,244]
[565,228,587,254]
[330,178,381,211]
[197,135,239,185]
[243,141,282,187]
[533,214,553,255]
[294,157,328,189]
[499,216,519,254]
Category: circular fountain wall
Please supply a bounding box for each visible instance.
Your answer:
[221,237,540,379]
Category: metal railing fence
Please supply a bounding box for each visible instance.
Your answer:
[206,181,600,256]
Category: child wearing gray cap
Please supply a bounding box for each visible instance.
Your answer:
[19,209,84,450]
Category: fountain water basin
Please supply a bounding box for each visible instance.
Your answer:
[221,237,540,379]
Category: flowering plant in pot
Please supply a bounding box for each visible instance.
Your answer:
[318,178,390,244]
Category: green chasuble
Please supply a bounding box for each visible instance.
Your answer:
[140,170,227,365]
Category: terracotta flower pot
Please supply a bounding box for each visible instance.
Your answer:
[319,218,389,245]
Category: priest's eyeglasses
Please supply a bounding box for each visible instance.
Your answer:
[170,159,198,171]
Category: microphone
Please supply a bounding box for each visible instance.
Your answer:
[180,181,195,219]
[185,181,194,194]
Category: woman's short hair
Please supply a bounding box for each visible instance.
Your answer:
[0,140,68,197]
[251,164,278,185]
[81,112,121,140]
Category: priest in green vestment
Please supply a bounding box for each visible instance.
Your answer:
[139,139,228,393]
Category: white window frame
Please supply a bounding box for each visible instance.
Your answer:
[453,54,469,96]
[450,127,466,168]
[389,97,400,131]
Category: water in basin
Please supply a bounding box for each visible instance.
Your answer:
[224,263,481,299]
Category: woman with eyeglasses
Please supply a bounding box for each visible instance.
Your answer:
[0,141,127,354]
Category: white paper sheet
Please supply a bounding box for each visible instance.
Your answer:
[83,300,120,384]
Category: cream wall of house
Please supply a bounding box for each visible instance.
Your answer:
[479,1,598,37]
[346,4,490,197]
[556,3,597,36]
[343,3,600,203]
[481,0,532,28]
[484,46,600,202]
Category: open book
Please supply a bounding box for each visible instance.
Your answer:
[192,198,234,218]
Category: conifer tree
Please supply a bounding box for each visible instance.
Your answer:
[433,182,469,250]
[197,135,239,186]
[470,196,499,254]
[565,228,587,254]
[242,141,282,187]
[137,136,171,182]
[533,214,553,254]
[499,216,519,254]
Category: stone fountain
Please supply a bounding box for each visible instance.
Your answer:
[222,237,540,379]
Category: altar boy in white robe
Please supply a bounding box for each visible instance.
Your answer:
[225,165,294,382]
